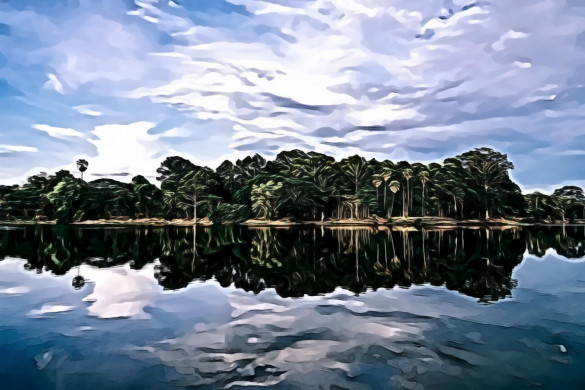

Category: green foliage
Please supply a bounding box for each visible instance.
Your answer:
[251,180,285,220]
[551,186,585,221]
[46,175,82,223]
[457,148,516,219]
[209,203,251,224]
[0,147,581,224]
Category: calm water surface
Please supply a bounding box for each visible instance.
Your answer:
[0,225,584,389]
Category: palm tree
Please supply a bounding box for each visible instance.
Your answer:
[419,171,429,217]
[380,167,393,214]
[402,169,413,217]
[76,159,89,181]
[388,180,400,218]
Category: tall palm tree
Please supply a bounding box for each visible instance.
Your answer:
[402,169,413,217]
[380,167,393,214]
[76,159,89,182]
[388,180,400,218]
[419,171,429,217]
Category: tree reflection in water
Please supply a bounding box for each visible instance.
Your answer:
[0,225,584,302]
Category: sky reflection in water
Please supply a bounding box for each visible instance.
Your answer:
[0,226,584,389]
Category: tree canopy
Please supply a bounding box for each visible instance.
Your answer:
[0,147,582,224]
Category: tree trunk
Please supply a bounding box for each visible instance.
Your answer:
[409,181,413,212]
[405,180,410,218]
[194,193,197,223]
[421,182,425,217]
[402,189,405,217]
[389,193,395,218]
[383,184,387,214]
[484,184,489,219]
[193,177,197,224]
[422,230,427,271]
[460,200,464,220]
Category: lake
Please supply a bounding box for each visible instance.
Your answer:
[0,225,584,389]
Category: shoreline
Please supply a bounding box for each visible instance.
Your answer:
[0,217,583,228]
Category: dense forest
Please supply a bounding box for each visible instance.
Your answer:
[0,147,583,224]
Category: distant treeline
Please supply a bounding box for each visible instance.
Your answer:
[0,147,583,224]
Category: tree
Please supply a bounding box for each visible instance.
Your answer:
[379,163,394,214]
[340,155,369,196]
[341,195,362,219]
[76,159,89,181]
[46,175,82,223]
[216,160,238,196]
[89,179,135,218]
[131,175,162,218]
[177,167,221,222]
[157,157,224,220]
[235,153,266,180]
[251,180,285,220]
[388,181,400,218]
[552,186,585,222]
[436,158,472,219]
[525,192,555,222]
[372,177,382,206]
[402,168,413,217]
[286,152,337,218]
[457,148,515,219]
[157,156,196,218]
[419,171,429,217]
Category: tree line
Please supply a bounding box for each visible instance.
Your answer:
[0,147,583,224]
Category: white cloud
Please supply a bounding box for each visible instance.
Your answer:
[0,144,38,153]
[44,73,64,94]
[74,105,103,116]
[158,127,191,138]
[33,124,84,138]
[86,121,162,177]
[492,29,529,51]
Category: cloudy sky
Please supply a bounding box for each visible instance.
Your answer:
[1,0,584,192]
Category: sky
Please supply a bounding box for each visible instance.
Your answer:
[1,0,585,193]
